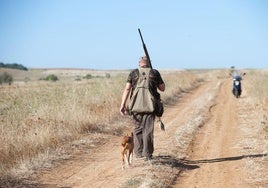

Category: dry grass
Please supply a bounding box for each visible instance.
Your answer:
[0,80,122,176]
[243,69,268,133]
[0,68,202,180]
[237,69,268,187]
[160,70,205,105]
[1,68,266,187]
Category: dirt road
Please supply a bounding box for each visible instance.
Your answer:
[38,78,265,187]
[176,79,246,188]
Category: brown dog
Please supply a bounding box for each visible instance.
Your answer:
[121,132,134,169]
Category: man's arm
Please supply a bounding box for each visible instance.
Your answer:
[120,82,132,115]
[152,69,165,92]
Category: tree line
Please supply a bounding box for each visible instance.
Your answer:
[0,62,28,71]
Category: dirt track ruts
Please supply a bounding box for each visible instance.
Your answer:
[175,79,247,188]
[38,78,257,187]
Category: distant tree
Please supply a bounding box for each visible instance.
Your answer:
[0,62,28,71]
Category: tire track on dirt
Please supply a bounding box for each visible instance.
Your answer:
[38,79,222,187]
[175,79,248,188]
[155,80,221,159]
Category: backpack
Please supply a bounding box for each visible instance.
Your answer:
[128,67,155,114]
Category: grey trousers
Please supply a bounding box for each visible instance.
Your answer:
[133,113,155,158]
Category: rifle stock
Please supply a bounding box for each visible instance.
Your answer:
[138,28,152,69]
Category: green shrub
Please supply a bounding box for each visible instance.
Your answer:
[105,73,111,78]
[0,72,13,85]
[83,74,92,79]
[45,74,58,81]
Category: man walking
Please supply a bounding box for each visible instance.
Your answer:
[120,56,165,160]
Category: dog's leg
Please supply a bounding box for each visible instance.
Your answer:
[126,151,130,166]
[121,148,125,169]
[123,152,129,169]
[126,155,129,166]
[130,150,133,165]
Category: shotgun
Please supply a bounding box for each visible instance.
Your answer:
[138,29,165,130]
[138,28,152,69]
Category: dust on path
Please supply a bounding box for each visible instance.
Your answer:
[38,79,255,187]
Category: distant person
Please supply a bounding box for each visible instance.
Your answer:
[232,75,242,97]
[120,56,165,161]
[231,69,245,98]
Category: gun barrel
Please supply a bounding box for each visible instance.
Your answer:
[138,28,152,69]
[138,29,144,44]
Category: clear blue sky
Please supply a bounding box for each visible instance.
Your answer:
[0,0,267,69]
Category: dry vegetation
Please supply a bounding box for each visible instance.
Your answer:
[0,70,125,176]
[0,68,202,181]
[242,69,268,139]
[238,69,268,186]
[0,68,267,187]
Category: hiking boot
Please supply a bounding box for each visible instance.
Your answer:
[144,155,153,161]
[136,155,143,159]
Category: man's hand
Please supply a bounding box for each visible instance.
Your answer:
[120,105,126,116]
[120,83,131,116]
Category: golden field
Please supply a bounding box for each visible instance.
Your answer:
[0,68,202,176]
[0,68,267,186]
